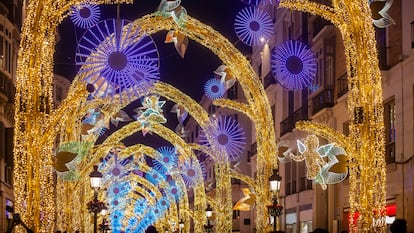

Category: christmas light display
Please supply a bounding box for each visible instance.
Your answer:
[76,19,160,101]
[204,78,226,100]
[70,3,101,29]
[271,40,316,90]
[153,146,178,174]
[279,1,386,231]
[369,0,395,28]
[234,7,274,46]
[179,158,205,188]
[200,115,247,161]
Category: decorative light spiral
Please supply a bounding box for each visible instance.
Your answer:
[271,40,317,90]
[234,7,274,46]
[200,115,246,161]
[70,3,101,29]
[76,19,160,99]
[204,78,225,100]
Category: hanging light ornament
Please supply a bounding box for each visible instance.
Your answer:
[204,78,226,100]
[200,115,247,161]
[70,3,101,29]
[369,0,395,28]
[153,146,178,174]
[179,158,205,188]
[271,40,317,90]
[76,19,160,101]
[234,7,274,46]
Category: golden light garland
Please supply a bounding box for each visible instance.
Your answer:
[280,0,386,232]
[17,3,284,233]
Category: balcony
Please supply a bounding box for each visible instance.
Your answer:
[280,106,309,137]
[0,72,15,102]
[312,88,334,115]
[312,17,332,38]
[337,73,348,98]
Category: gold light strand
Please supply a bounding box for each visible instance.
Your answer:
[280,0,386,232]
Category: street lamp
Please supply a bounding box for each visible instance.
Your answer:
[268,168,283,232]
[179,219,184,233]
[88,165,107,233]
[269,169,282,193]
[204,204,213,233]
[99,209,110,233]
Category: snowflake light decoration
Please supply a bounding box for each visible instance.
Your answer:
[76,19,160,100]
[153,146,178,174]
[200,115,247,161]
[369,0,395,28]
[234,7,274,46]
[70,3,100,29]
[271,40,317,90]
[241,0,279,5]
[179,158,205,188]
[99,147,134,182]
[204,78,225,100]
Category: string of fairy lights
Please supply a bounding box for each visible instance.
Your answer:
[13,0,386,233]
[280,0,386,232]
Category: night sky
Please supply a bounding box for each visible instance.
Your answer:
[54,0,251,148]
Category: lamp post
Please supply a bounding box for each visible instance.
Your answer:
[179,219,184,233]
[204,204,213,233]
[88,165,107,233]
[268,169,283,232]
[99,209,110,233]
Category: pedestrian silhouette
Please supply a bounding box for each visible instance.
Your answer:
[390,218,407,233]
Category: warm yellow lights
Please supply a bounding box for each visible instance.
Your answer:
[280,0,386,232]
[15,0,385,232]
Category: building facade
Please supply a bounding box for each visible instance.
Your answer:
[253,0,414,232]
[0,0,22,232]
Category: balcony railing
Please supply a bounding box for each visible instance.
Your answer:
[337,73,348,98]
[312,88,334,115]
[280,106,309,137]
[0,72,15,102]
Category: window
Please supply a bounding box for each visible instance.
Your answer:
[376,27,388,70]
[343,121,350,137]
[384,98,395,163]
[411,21,414,49]
[285,162,297,195]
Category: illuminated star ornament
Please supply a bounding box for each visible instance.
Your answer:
[369,0,395,28]
[134,95,167,136]
[76,19,160,101]
[288,135,348,190]
[165,30,189,58]
[200,115,247,161]
[156,0,187,27]
[234,7,274,46]
[171,104,189,138]
[271,40,317,90]
[70,3,100,29]
[204,78,225,100]
[214,65,236,90]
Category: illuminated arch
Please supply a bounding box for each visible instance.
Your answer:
[16,6,275,233]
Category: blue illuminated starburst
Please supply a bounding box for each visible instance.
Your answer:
[204,78,225,100]
[271,40,317,90]
[153,146,178,174]
[71,4,100,29]
[76,19,160,100]
[234,7,274,46]
[201,116,246,161]
[179,158,205,188]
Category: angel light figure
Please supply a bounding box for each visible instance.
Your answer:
[290,135,333,189]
